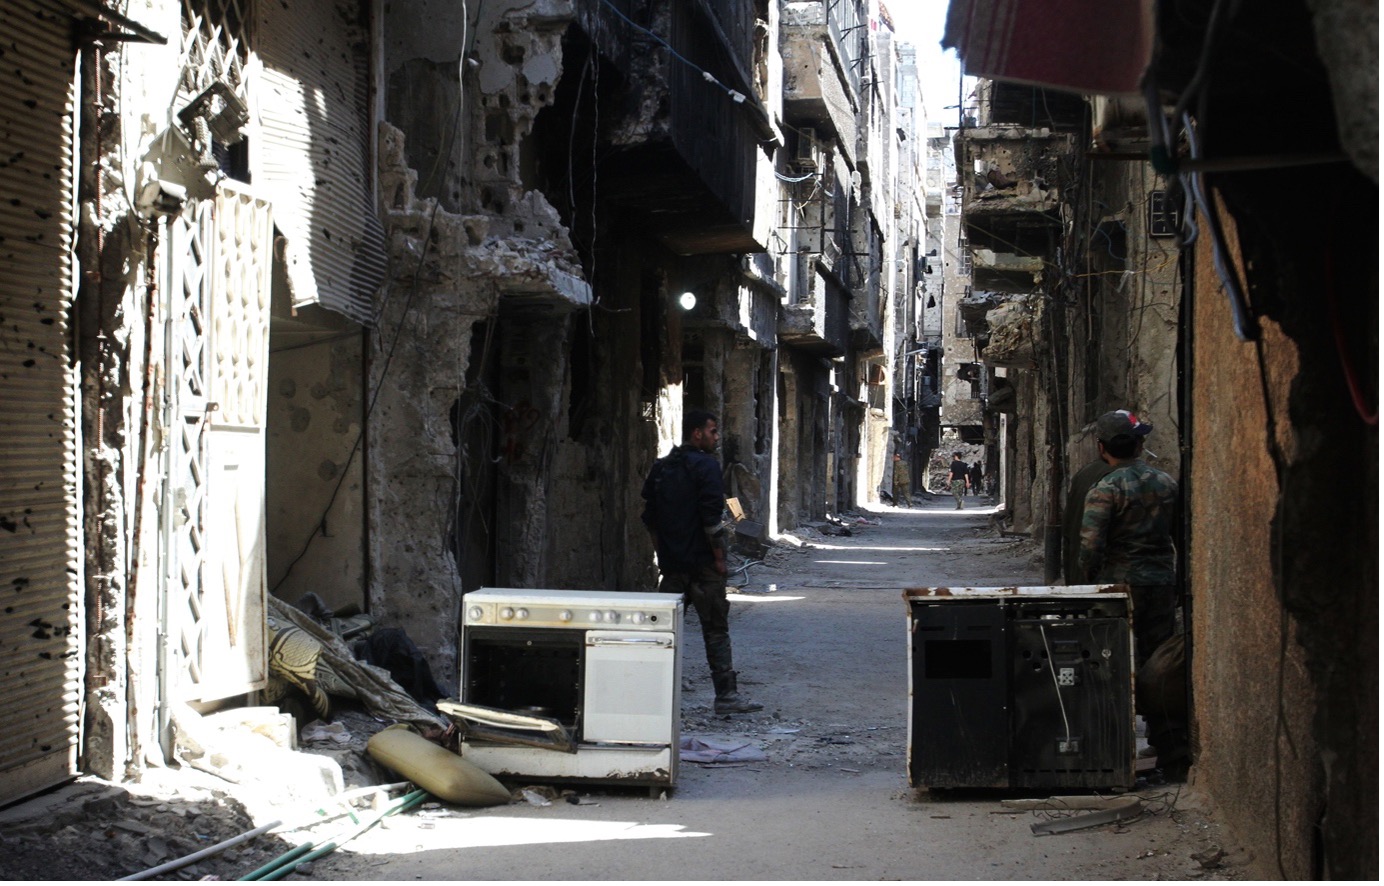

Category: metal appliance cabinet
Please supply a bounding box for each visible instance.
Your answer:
[906,585,1135,791]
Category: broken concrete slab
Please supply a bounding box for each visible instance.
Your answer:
[172,704,346,813]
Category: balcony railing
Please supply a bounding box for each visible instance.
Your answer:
[825,0,865,99]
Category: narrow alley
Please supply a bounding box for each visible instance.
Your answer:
[0,500,1244,880]
[0,0,1373,880]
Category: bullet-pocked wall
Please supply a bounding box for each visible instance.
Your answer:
[265,292,366,614]
[375,0,592,684]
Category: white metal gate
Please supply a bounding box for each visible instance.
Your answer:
[161,185,271,711]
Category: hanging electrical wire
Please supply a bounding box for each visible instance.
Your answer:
[1180,112,1260,341]
[598,0,750,106]
[273,2,477,593]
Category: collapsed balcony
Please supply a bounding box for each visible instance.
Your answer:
[780,257,850,356]
[956,126,1074,267]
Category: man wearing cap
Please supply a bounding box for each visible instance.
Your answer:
[1078,409,1185,773]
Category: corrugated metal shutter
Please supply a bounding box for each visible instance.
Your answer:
[0,0,82,806]
[257,0,384,326]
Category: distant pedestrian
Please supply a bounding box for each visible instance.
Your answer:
[948,452,969,509]
[641,410,762,715]
[969,461,984,497]
[891,453,913,507]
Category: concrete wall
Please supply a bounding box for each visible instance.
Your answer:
[265,315,366,614]
[775,349,829,528]
[1187,225,1319,879]
[723,340,775,524]
[1006,370,1040,533]
[938,211,978,426]
[1188,167,1377,879]
[1062,161,1181,484]
[373,0,589,682]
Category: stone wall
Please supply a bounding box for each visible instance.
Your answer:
[1187,208,1319,880]
[265,305,366,614]
[1188,160,1377,878]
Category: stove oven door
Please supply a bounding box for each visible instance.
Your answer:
[582,630,677,744]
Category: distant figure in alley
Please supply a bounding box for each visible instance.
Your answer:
[892,453,913,507]
[948,452,969,509]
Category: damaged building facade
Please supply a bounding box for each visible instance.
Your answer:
[950,82,1179,559]
[0,0,929,804]
[945,0,1377,878]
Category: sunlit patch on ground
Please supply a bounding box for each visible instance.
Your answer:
[344,815,710,854]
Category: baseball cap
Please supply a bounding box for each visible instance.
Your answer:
[1096,409,1152,442]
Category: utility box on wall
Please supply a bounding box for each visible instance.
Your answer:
[905,586,1134,791]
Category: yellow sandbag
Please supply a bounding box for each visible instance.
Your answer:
[367,724,510,807]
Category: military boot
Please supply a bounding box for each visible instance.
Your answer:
[712,670,763,715]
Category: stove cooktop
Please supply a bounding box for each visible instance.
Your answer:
[463,587,680,630]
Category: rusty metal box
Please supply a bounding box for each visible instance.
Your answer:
[906,586,1135,791]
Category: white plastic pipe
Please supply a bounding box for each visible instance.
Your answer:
[117,818,283,881]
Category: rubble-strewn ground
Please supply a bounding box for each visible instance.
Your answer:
[0,495,1254,880]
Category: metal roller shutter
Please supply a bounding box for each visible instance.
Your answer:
[257,0,385,326]
[0,0,82,806]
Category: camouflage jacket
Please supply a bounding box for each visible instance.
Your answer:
[1077,459,1178,585]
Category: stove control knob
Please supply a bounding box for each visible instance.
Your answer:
[630,612,647,625]
[500,607,514,620]
[515,608,529,620]
[605,610,619,623]
[467,606,484,622]
[589,611,602,623]
[558,610,572,622]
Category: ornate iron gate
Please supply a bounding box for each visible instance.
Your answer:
[160,185,270,720]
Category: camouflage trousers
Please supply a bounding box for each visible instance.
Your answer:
[951,480,966,507]
[659,566,734,676]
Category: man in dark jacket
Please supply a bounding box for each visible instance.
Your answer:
[641,410,762,715]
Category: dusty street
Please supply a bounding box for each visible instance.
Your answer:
[0,495,1251,881]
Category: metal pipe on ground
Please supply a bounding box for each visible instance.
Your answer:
[117,819,284,881]
[244,789,429,881]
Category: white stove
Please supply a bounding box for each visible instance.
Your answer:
[462,588,679,631]
[446,588,683,791]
